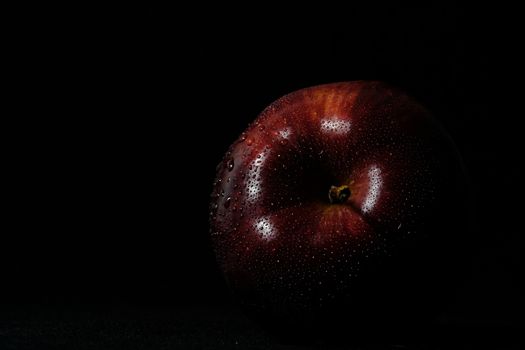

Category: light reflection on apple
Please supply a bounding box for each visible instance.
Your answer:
[362,165,383,214]
[245,148,270,204]
[254,216,276,241]
[320,117,351,135]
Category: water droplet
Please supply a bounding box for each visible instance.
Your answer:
[224,197,231,208]
[227,158,234,171]
[246,138,253,146]
[259,125,265,131]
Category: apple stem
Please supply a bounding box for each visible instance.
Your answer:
[328,185,351,204]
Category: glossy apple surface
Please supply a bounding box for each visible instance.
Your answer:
[210,81,469,341]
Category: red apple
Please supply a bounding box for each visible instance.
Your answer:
[210,81,469,342]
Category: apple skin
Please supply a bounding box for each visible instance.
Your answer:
[210,81,469,342]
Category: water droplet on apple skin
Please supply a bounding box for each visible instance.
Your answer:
[227,158,235,171]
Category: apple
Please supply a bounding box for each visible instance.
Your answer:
[210,81,469,342]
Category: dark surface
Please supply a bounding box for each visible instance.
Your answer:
[5,3,522,349]
[0,306,522,350]
[0,306,266,350]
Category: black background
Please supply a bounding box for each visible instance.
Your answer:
[4,3,522,348]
